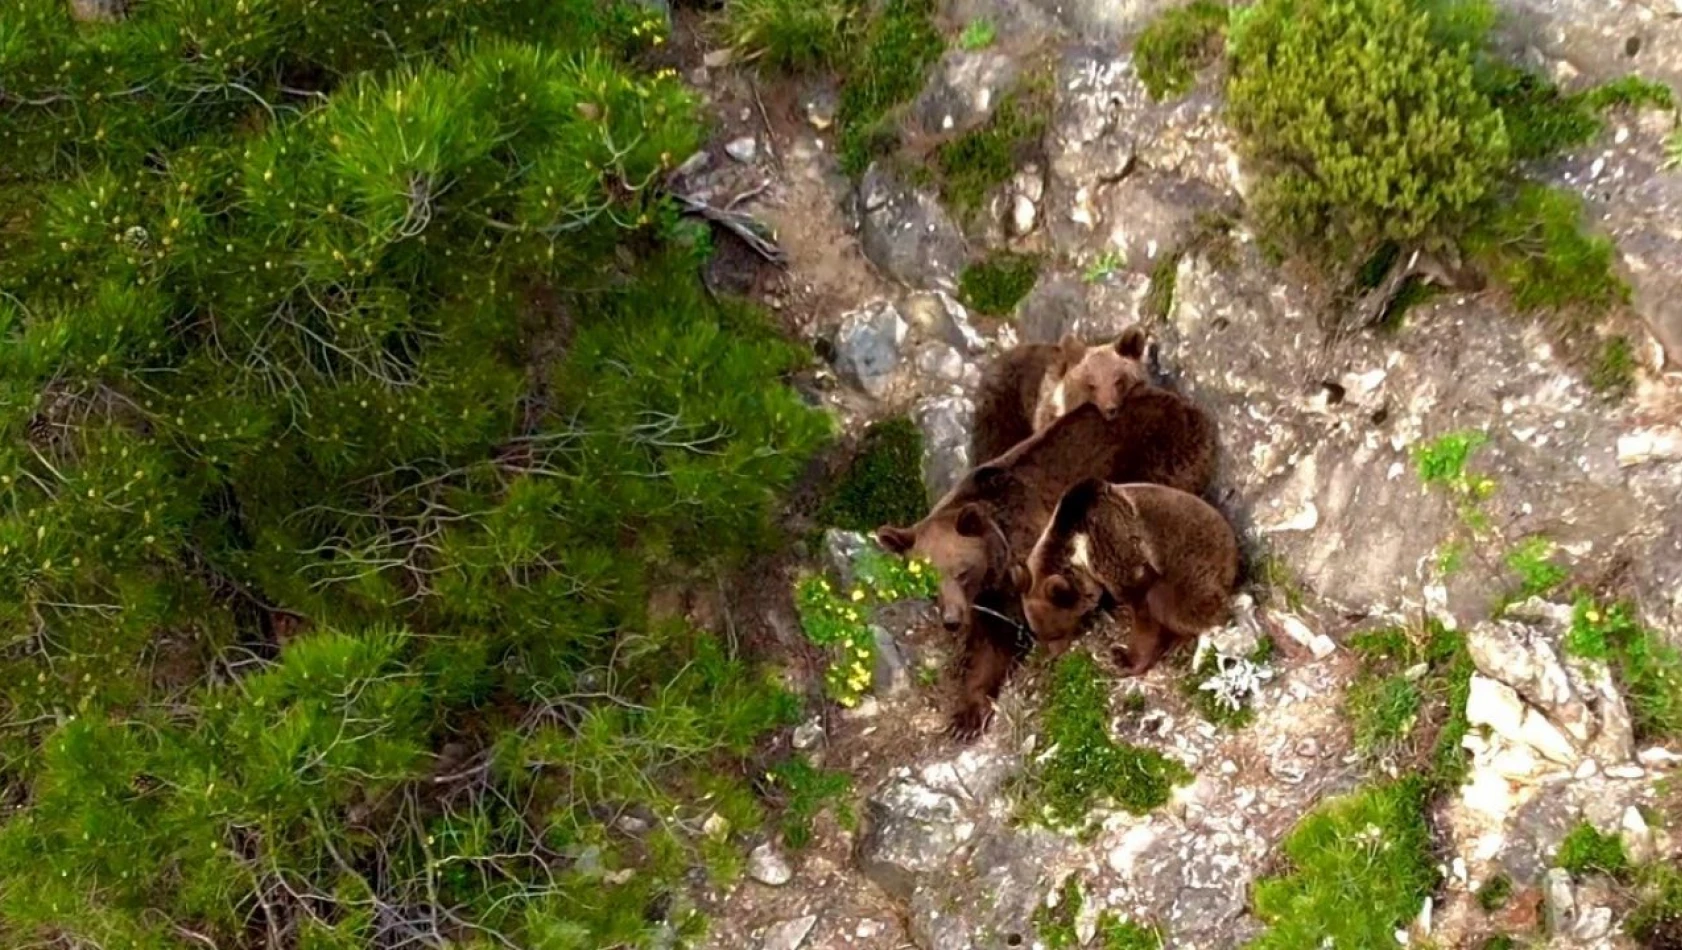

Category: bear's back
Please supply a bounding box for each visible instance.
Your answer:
[973,343,1065,465]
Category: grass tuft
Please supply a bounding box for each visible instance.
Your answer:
[1465,183,1628,316]
[1504,536,1568,601]
[1023,652,1190,829]
[1629,862,1682,947]
[959,251,1040,316]
[935,93,1047,217]
[1566,595,1682,738]
[1348,673,1422,755]
[1250,778,1438,949]
[1476,872,1513,912]
[958,18,996,50]
[1588,334,1637,396]
[1555,821,1628,877]
[819,416,927,531]
[1134,0,1229,101]
[837,0,943,175]
[1346,622,1475,789]
[721,0,852,72]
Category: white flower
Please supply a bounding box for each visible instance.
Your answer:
[1197,655,1274,711]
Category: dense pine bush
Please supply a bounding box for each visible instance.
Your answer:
[0,0,828,945]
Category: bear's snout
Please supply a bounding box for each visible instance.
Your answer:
[941,603,966,631]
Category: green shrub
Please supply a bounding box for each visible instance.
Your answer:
[1465,183,1628,314]
[936,93,1048,216]
[1135,0,1230,100]
[959,18,998,50]
[1226,0,1510,258]
[820,416,928,530]
[1588,335,1638,395]
[1022,652,1191,829]
[1567,596,1682,738]
[723,0,854,72]
[1476,872,1514,911]
[837,0,944,174]
[0,4,830,945]
[1250,779,1438,949]
[960,251,1041,315]
[1555,821,1629,876]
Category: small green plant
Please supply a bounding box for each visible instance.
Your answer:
[1504,536,1568,600]
[1098,915,1164,950]
[1588,335,1637,396]
[820,416,928,531]
[794,554,936,706]
[1582,75,1676,112]
[1084,248,1125,284]
[1555,821,1628,877]
[1348,673,1422,755]
[1135,0,1229,100]
[1036,876,1085,950]
[1142,251,1181,320]
[1255,553,1305,611]
[837,0,944,174]
[1566,595,1682,737]
[1628,862,1682,947]
[1465,183,1628,315]
[1480,937,1517,950]
[936,93,1047,216]
[1415,429,1491,491]
[1250,778,1438,949]
[1226,0,1510,259]
[722,0,853,71]
[959,251,1041,316]
[1185,641,1274,728]
[767,756,853,849]
[1476,872,1514,912]
[1435,541,1467,577]
[1023,652,1191,829]
[958,18,997,50]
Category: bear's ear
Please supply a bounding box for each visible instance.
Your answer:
[1007,563,1031,594]
[875,525,917,554]
[1046,574,1080,609]
[1058,333,1086,364]
[1115,326,1147,359]
[955,503,992,538]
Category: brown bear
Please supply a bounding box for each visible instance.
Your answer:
[1016,478,1239,676]
[971,327,1151,465]
[1029,327,1151,433]
[876,388,1216,736]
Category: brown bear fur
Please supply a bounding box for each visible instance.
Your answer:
[1029,327,1151,432]
[876,388,1217,735]
[1018,478,1238,676]
[971,327,1151,465]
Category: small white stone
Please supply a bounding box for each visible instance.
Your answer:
[1638,746,1682,768]
[1574,759,1598,779]
[1604,764,1645,779]
[1622,805,1655,863]
[761,915,818,950]
[725,136,758,163]
[844,695,881,719]
[748,842,794,886]
[702,813,731,839]
[1011,194,1038,235]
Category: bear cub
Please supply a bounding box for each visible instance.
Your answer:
[1017,478,1238,676]
[971,327,1151,465]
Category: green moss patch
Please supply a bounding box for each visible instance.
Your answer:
[1465,183,1628,315]
[1037,877,1164,949]
[1476,872,1514,912]
[767,756,854,849]
[959,251,1040,316]
[819,416,927,531]
[935,92,1048,217]
[837,0,944,175]
[1555,821,1629,877]
[1135,0,1229,101]
[1250,778,1438,949]
[1345,622,1475,790]
[958,18,997,50]
[1021,653,1190,829]
[1629,863,1682,947]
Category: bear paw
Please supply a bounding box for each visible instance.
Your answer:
[946,702,994,741]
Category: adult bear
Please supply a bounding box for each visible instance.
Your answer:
[876,389,1216,736]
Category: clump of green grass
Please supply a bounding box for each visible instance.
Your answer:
[935,93,1047,217]
[1628,862,1682,947]
[766,756,853,849]
[1503,536,1568,601]
[1254,553,1304,611]
[1134,0,1229,101]
[1084,249,1125,284]
[1024,652,1191,829]
[819,416,927,531]
[1037,877,1163,949]
[1588,335,1637,396]
[1142,251,1181,320]
[1476,872,1514,912]
[1250,778,1438,949]
[1582,75,1676,112]
[1565,595,1682,738]
[837,0,943,175]
[721,0,853,72]
[1555,821,1628,877]
[1415,429,1489,489]
[1465,183,1628,315]
[959,251,1040,316]
[1480,936,1517,950]
[958,18,996,50]
[1346,622,1476,789]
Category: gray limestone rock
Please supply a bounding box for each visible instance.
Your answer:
[833,300,909,398]
[912,50,1022,138]
[859,165,967,291]
[915,394,975,499]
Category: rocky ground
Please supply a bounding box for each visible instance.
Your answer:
[667,1,1682,947]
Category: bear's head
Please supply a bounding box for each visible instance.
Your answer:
[1012,563,1101,654]
[876,500,1011,633]
[1055,326,1150,420]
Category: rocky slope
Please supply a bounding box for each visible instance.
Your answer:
[673,1,1682,947]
